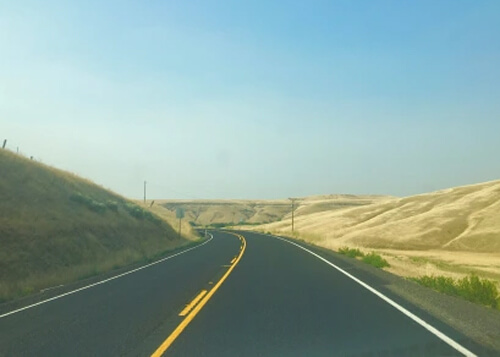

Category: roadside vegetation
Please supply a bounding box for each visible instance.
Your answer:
[338,247,364,258]
[0,149,193,302]
[362,252,391,268]
[206,221,269,229]
[412,275,500,309]
[337,247,390,268]
[207,222,234,228]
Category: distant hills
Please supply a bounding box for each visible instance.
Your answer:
[158,195,390,227]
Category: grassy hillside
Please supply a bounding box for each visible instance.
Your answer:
[288,194,393,217]
[159,200,292,226]
[133,199,199,240]
[256,180,500,252]
[251,180,500,289]
[159,195,389,227]
[0,150,193,302]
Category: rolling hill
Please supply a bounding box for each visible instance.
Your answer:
[158,195,391,227]
[256,180,500,253]
[250,180,500,287]
[0,149,193,302]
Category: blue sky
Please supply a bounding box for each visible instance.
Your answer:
[1,1,499,199]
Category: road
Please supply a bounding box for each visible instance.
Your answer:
[0,231,489,356]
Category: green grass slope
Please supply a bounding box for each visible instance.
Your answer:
[0,150,191,302]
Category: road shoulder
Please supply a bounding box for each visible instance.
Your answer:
[0,237,209,318]
[246,231,500,354]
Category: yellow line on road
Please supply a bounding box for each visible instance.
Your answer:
[178,290,207,317]
[151,233,246,357]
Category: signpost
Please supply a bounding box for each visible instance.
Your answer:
[289,198,297,234]
[176,207,185,238]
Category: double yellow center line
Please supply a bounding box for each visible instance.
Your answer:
[151,232,246,357]
[178,290,207,317]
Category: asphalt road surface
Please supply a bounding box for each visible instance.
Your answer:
[0,231,490,356]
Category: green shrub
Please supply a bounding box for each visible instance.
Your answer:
[125,203,145,219]
[412,274,499,308]
[456,275,498,307]
[209,222,233,228]
[105,201,119,212]
[144,210,154,220]
[413,275,458,296]
[89,201,106,213]
[144,210,162,225]
[338,247,365,258]
[70,193,107,213]
[362,252,390,268]
[70,192,91,205]
[124,203,162,225]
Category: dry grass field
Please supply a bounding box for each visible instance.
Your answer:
[0,149,192,302]
[132,199,199,240]
[157,199,292,226]
[158,195,390,227]
[5,141,496,304]
[250,180,500,288]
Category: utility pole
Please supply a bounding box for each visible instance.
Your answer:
[143,181,147,205]
[289,198,297,234]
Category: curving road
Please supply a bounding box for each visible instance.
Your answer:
[0,231,490,356]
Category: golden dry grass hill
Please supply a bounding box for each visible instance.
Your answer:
[157,199,291,227]
[157,195,390,228]
[0,149,194,302]
[251,180,500,287]
[132,199,198,240]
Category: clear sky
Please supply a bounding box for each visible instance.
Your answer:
[1,1,499,199]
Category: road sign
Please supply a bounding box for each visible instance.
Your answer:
[176,208,185,219]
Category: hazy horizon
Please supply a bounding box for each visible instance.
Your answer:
[2,1,499,199]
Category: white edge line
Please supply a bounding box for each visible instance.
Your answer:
[0,234,214,319]
[264,233,477,357]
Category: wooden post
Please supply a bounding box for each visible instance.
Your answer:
[289,198,297,233]
[176,208,185,239]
